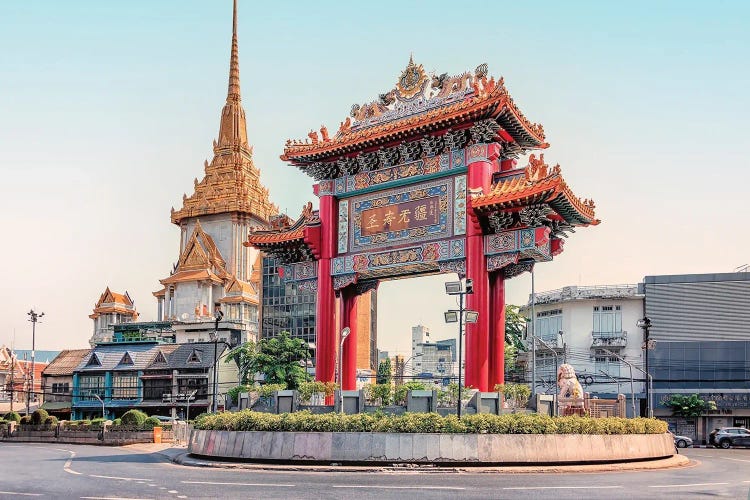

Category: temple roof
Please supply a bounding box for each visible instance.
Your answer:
[89,287,138,320]
[160,220,229,285]
[472,154,600,227]
[218,276,259,305]
[171,0,278,226]
[244,202,321,263]
[281,58,547,170]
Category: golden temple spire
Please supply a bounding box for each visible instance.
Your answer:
[227,0,240,102]
[217,0,248,153]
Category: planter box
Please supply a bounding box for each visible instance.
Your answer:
[189,429,675,464]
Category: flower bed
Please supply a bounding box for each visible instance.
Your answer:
[194,410,667,434]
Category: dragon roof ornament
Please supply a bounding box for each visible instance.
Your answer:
[282,57,547,164]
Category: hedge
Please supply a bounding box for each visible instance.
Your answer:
[3,411,21,423]
[194,410,668,435]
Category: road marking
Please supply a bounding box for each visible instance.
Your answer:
[503,486,622,490]
[0,492,43,497]
[89,474,152,482]
[333,486,466,490]
[649,482,729,488]
[81,497,155,500]
[168,491,178,494]
[182,481,295,487]
[61,449,82,475]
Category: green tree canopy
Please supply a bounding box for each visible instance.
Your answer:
[376,358,392,385]
[665,394,715,417]
[225,331,310,389]
[504,304,527,373]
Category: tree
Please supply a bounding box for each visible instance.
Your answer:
[225,332,310,389]
[376,358,392,385]
[665,394,716,417]
[504,304,527,373]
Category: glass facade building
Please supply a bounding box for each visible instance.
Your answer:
[260,256,317,345]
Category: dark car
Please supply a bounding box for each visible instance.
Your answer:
[709,427,750,449]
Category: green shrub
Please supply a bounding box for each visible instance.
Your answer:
[193,410,667,435]
[363,384,392,406]
[44,416,59,428]
[4,411,21,423]
[20,415,32,425]
[298,381,327,403]
[31,409,49,425]
[121,409,147,427]
[258,383,287,398]
[393,382,427,405]
[141,416,161,430]
[80,420,91,426]
[89,418,106,429]
[227,385,252,402]
[112,418,122,427]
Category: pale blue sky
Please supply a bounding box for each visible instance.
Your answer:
[1,1,749,354]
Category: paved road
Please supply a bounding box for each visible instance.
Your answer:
[1,444,750,499]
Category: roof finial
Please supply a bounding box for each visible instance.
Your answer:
[409,52,414,65]
[227,0,241,102]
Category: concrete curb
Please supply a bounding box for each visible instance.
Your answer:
[165,450,691,474]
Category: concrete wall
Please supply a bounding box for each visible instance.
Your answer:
[4,428,156,445]
[189,429,674,464]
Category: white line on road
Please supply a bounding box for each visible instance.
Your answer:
[61,450,82,475]
[649,482,729,488]
[333,486,466,490]
[89,474,152,482]
[0,492,43,497]
[80,497,155,500]
[182,481,295,487]
[503,486,623,490]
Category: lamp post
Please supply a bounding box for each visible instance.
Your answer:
[534,336,559,396]
[530,268,536,397]
[636,317,653,418]
[398,352,424,381]
[211,308,224,413]
[338,327,351,413]
[603,349,636,417]
[26,309,44,416]
[92,392,106,420]
[444,278,477,419]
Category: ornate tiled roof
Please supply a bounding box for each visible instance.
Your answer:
[472,154,600,227]
[89,287,139,320]
[218,276,259,305]
[244,202,321,263]
[281,58,547,170]
[160,220,229,285]
[171,0,278,226]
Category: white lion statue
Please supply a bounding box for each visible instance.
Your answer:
[557,363,584,401]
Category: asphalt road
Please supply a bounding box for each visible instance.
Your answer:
[1,444,750,499]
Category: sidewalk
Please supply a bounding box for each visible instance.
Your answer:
[127,443,692,474]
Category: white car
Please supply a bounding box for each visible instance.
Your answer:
[673,434,693,448]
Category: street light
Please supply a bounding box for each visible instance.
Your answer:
[210,308,224,413]
[602,349,636,417]
[444,278,476,419]
[534,337,559,401]
[636,317,653,418]
[398,352,424,382]
[26,309,44,416]
[338,327,351,413]
[92,392,106,420]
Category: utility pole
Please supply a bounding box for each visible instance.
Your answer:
[530,268,536,396]
[9,354,15,412]
[26,309,44,416]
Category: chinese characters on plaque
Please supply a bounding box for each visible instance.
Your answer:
[361,196,440,236]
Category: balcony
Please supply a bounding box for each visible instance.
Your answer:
[591,330,628,348]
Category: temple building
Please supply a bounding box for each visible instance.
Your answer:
[154,0,277,345]
[88,287,139,346]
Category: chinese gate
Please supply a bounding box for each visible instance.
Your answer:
[246,58,599,392]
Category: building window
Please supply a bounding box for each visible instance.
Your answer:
[143,377,172,401]
[535,309,562,342]
[593,305,622,338]
[112,373,138,400]
[78,375,104,401]
[51,382,70,394]
[593,349,621,378]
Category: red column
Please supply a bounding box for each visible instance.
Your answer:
[489,271,506,389]
[315,193,337,389]
[341,290,358,390]
[464,154,495,392]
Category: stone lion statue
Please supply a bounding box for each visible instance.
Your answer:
[557,363,584,401]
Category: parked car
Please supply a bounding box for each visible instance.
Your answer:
[673,434,693,448]
[709,427,750,448]
[152,415,179,423]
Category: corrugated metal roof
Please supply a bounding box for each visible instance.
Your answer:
[75,344,160,372]
[42,349,91,376]
[167,342,228,369]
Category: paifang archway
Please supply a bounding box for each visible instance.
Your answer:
[245,59,599,392]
